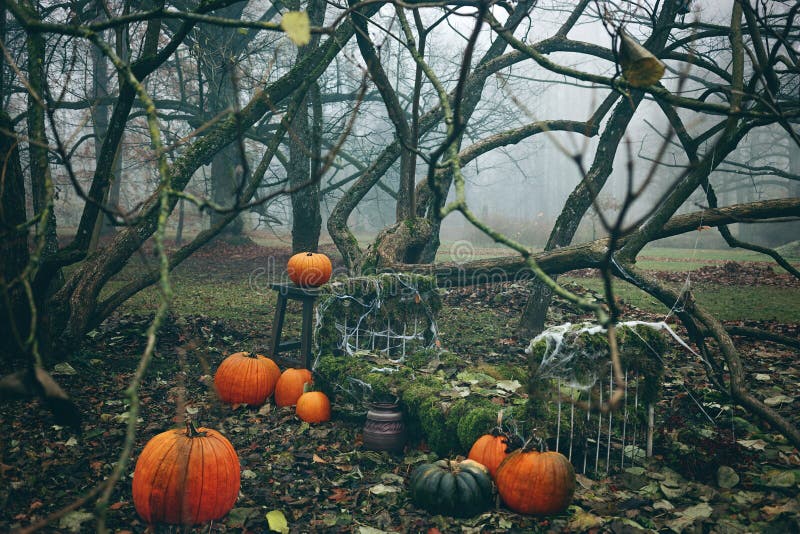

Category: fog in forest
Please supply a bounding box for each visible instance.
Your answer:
[24,0,793,253]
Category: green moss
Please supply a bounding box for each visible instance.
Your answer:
[437,350,462,368]
[475,363,528,384]
[401,377,443,443]
[419,397,461,454]
[406,348,438,370]
[455,399,500,450]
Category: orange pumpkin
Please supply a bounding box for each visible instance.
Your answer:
[468,431,510,478]
[287,252,332,287]
[495,449,575,515]
[296,390,331,423]
[132,422,241,525]
[274,368,313,407]
[214,352,281,406]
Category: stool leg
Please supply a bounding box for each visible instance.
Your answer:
[300,297,315,369]
[270,293,288,359]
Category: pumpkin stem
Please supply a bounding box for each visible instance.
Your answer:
[302,381,313,394]
[306,252,313,256]
[185,419,207,438]
[521,432,547,452]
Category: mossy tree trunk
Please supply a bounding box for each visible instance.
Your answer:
[0,112,31,367]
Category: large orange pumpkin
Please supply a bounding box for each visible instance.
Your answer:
[274,368,313,407]
[287,252,332,287]
[296,390,331,423]
[132,422,241,525]
[468,430,510,478]
[495,449,575,515]
[214,352,281,406]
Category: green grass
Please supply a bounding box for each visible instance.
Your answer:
[563,276,800,322]
[432,243,800,273]
[106,244,799,324]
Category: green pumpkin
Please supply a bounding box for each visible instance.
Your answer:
[409,459,494,517]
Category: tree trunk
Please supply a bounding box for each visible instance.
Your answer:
[289,90,321,252]
[329,0,537,271]
[0,112,30,366]
[175,198,185,246]
[202,3,249,242]
[289,0,326,253]
[25,16,63,361]
[89,34,112,251]
[210,140,247,240]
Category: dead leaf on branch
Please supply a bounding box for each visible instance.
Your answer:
[281,11,311,46]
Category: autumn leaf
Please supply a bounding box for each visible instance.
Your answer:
[281,11,311,46]
[328,488,352,503]
[266,510,290,533]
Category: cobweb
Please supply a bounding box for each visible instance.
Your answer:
[312,274,440,369]
[528,320,698,390]
[528,320,715,424]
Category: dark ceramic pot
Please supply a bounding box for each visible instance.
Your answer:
[363,402,406,453]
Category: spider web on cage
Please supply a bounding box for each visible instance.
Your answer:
[311,273,440,370]
[527,320,716,423]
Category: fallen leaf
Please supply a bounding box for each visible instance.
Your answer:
[266,509,290,533]
[717,466,739,489]
[496,380,522,393]
[569,509,604,531]
[764,395,793,407]
[53,363,78,376]
[762,499,800,519]
[369,483,401,495]
[328,488,352,503]
[737,439,768,451]
[58,511,95,533]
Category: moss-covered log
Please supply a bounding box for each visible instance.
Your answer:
[315,322,669,458]
[315,350,527,455]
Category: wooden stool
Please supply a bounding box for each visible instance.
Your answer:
[269,282,323,369]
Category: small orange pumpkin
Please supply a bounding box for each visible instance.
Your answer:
[132,422,241,525]
[214,352,281,406]
[468,430,510,478]
[274,368,313,407]
[296,389,331,423]
[287,252,332,287]
[495,448,575,515]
